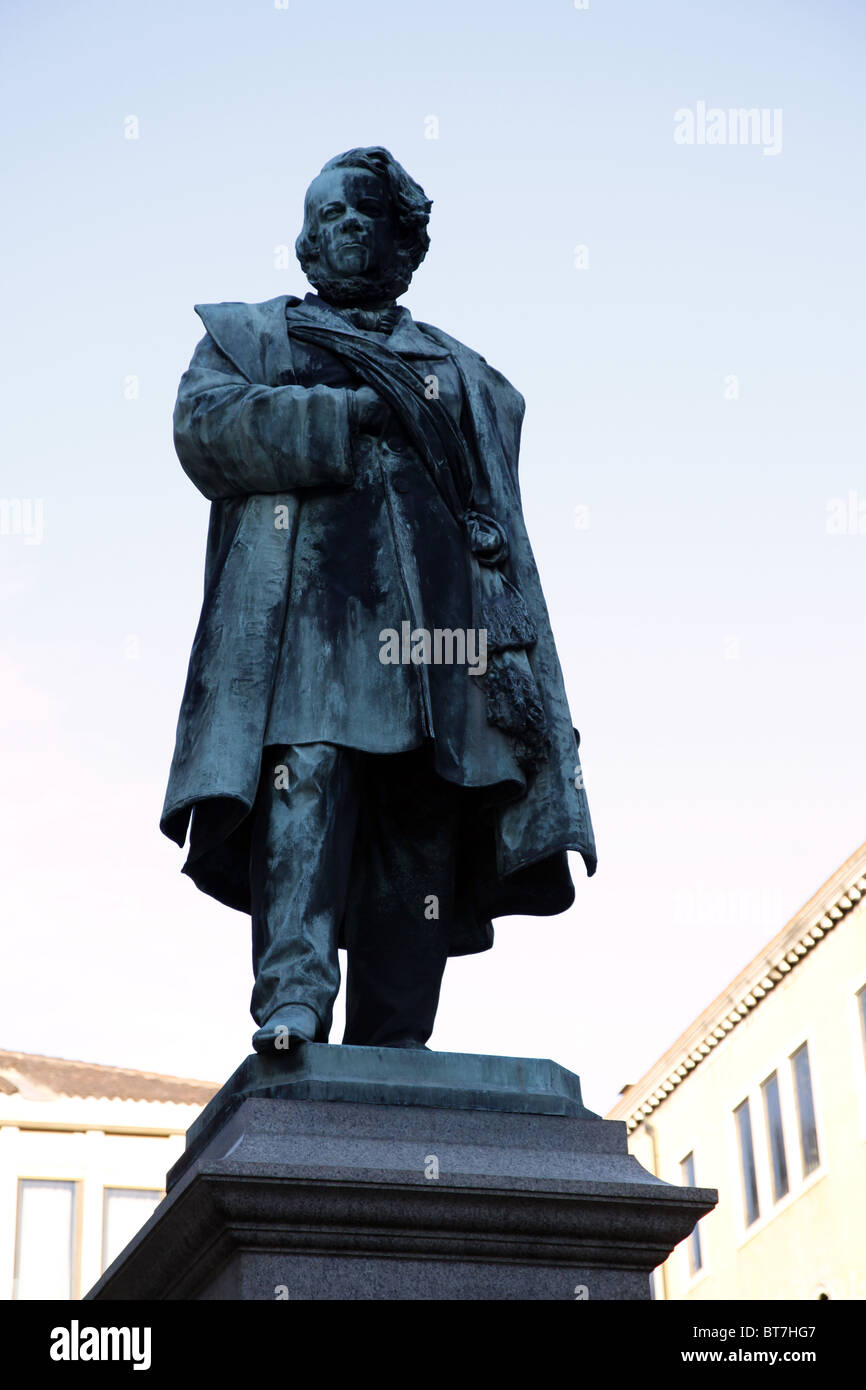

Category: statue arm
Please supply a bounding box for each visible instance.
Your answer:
[172,332,358,501]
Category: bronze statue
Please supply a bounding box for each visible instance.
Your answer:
[161,147,596,1052]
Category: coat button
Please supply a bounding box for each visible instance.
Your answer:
[392,477,410,494]
[384,433,403,451]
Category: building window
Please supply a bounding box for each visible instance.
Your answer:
[734,1099,760,1226]
[680,1152,703,1273]
[761,1071,789,1202]
[102,1188,162,1272]
[790,1042,820,1176]
[13,1179,78,1300]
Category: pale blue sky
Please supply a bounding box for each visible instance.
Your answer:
[1,0,864,1113]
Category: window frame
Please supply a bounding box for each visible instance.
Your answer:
[101,1185,163,1273]
[734,1097,761,1228]
[761,1069,790,1203]
[679,1150,704,1276]
[790,1040,821,1179]
[12,1177,82,1301]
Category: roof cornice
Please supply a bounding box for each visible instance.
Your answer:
[607,843,866,1132]
[0,1049,218,1106]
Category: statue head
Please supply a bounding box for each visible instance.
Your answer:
[295,146,432,307]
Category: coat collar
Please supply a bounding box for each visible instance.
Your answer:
[194,294,501,395]
[291,292,452,360]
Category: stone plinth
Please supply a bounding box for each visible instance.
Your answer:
[86,1046,716,1301]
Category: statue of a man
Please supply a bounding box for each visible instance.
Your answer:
[161,147,596,1053]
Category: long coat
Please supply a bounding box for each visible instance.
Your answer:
[161,293,597,955]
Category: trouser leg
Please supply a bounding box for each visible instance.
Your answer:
[343,747,457,1047]
[249,743,360,1040]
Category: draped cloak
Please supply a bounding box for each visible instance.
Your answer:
[160,293,597,956]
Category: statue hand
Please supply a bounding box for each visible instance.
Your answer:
[354,386,391,436]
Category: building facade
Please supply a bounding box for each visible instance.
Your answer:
[607,844,866,1300]
[0,1051,217,1299]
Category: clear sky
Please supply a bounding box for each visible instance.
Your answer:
[1,0,864,1114]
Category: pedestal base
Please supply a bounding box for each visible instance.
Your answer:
[86,1046,716,1301]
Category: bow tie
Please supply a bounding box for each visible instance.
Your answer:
[339,304,401,335]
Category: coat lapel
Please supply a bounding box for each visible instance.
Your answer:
[196,293,454,392]
[291,293,453,360]
[195,296,300,386]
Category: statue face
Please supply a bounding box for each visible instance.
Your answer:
[305,168,397,290]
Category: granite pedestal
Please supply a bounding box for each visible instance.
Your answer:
[86,1046,716,1301]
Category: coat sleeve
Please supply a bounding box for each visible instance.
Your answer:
[172,331,358,501]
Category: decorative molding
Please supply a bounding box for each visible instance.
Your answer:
[610,848,866,1134]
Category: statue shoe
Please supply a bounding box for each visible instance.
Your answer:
[252,1003,318,1054]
